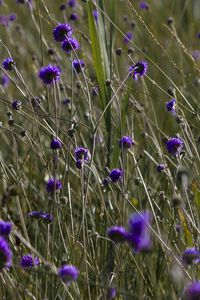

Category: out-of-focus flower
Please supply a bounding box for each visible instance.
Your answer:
[58,264,79,286]
[182,248,200,265]
[0,74,10,88]
[183,281,200,300]
[156,164,165,173]
[107,287,117,299]
[46,178,62,193]
[0,221,12,236]
[72,59,85,73]
[124,31,133,44]
[28,211,53,223]
[107,226,128,243]
[62,37,79,53]
[0,237,12,270]
[139,1,149,10]
[20,255,40,268]
[192,50,200,61]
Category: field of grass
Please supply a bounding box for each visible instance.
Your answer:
[0,0,200,299]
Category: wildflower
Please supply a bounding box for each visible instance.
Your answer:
[69,13,78,21]
[2,58,15,71]
[107,226,128,243]
[129,61,148,80]
[53,23,73,42]
[46,178,62,193]
[9,14,17,22]
[0,237,12,270]
[39,65,61,85]
[156,164,165,173]
[68,0,76,8]
[92,10,98,22]
[50,138,62,150]
[183,281,200,300]
[58,264,79,286]
[75,146,89,169]
[12,100,21,110]
[192,50,200,61]
[139,1,149,10]
[124,31,133,44]
[28,211,53,223]
[165,137,184,157]
[166,99,176,115]
[72,59,85,73]
[20,255,40,268]
[62,37,79,53]
[118,136,134,149]
[0,221,12,236]
[59,4,66,10]
[107,287,117,299]
[62,98,70,105]
[127,211,152,253]
[182,248,200,265]
[109,169,123,183]
[0,74,10,88]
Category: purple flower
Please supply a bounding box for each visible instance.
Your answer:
[129,61,148,80]
[127,211,152,253]
[50,138,62,150]
[124,31,133,44]
[182,248,200,265]
[183,281,200,300]
[70,13,78,21]
[60,4,66,10]
[12,100,21,110]
[118,136,134,149]
[39,65,61,85]
[92,10,98,22]
[165,137,184,157]
[2,58,15,71]
[0,221,12,236]
[192,50,200,61]
[0,74,10,88]
[0,15,9,27]
[62,98,70,105]
[0,237,12,270]
[156,164,165,173]
[109,169,123,183]
[198,32,200,39]
[75,146,89,169]
[20,255,40,268]
[107,226,128,243]
[72,59,85,73]
[9,14,17,22]
[166,98,176,115]
[62,37,79,53]
[28,211,53,223]
[53,23,73,42]
[0,0,3,6]
[107,287,117,299]
[46,178,62,193]
[68,0,76,8]
[58,264,79,286]
[139,1,149,10]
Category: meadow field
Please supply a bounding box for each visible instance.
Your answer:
[0,0,200,299]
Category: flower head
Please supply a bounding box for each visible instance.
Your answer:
[124,31,133,44]
[53,23,73,42]
[107,287,117,299]
[139,1,149,10]
[28,211,53,223]
[183,281,200,300]
[129,61,148,80]
[75,146,89,169]
[165,137,184,157]
[182,248,200,265]
[39,65,61,85]
[0,74,10,87]
[68,0,76,8]
[20,254,39,268]
[72,59,85,73]
[62,37,79,53]
[12,100,21,110]
[0,237,12,270]
[58,264,79,286]
[107,226,128,243]
[118,136,134,149]
[156,164,165,173]
[109,169,123,183]
[70,13,78,21]
[50,138,62,150]
[0,221,12,236]
[2,58,15,71]
[9,14,17,22]
[127,211,152,253]
[46,178,62,193]
[92,10,98,22]
[166,98,176,115]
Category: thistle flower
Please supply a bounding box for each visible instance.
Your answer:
[58,264,79,286]
[53,23,73,42]
[129,61,148,80]
[165,137,184,157]
[182,248,200,265]
[72,59,85,73]
[107,226,128,243]
[0,221,12,236]
[75,146,89,169]
[39,65,61,85]
[0,237,12,270]
[12,100,21,110]
[166,99,176,115]
[124,31,133,44]
[183,281,200,300]
[62,37,79,53]
[109,169,123,183]
[107,287,117,299]
[50,138,62,150]
[118,136,134,149]
[20,255,39,268]
[28,211,53,223]
[156,164,165,173]
[9,14,17,22]
[46,178,62,193]
[127,211,152,253]
[2,58,15,71]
